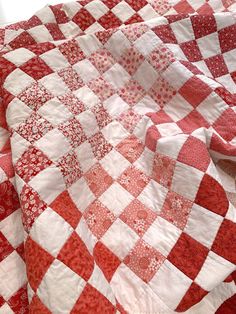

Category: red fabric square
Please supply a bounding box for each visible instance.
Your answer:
[147,110,174,125]
[152,152,176,188]
[15,146,52,183]
[88,132,113,160]
[94,242,121,282]
[118,166,149,197]
[59,39,85,65]
[119,47,144,75]
[118,80,145,106]
[212,219,236,264]
[124,239,165,283]
[58,67,83,91]
[102,0,120,9]
[173,0,195,14]
[46,23,65,41]
[28,42,56,56]
[85,163,113,197]
[190,15,217,39]
[18,82,53,111]
[177,136,210,171]
[176,282,208,312]
[92,104,112,129]
[16,243,25,261]
[219,24,236,53]
[125,13,143,25]
[180,40,202,62]
[145,125,161,152]
[179,76,212,107]
[195,174,229,216]
[58,92,85,115]
[72,8,96,31]
[0,296,4,308]
[161,191,192,230]
[0,232,14,262]
[49,5,69,23]
[213,108,236,142]
[9,32,37,49]
[89,48,115,74]
[197,3,214,14]
[58,232,94,281]
[88,76,115,101]
[84,200,115,238]
[20,185,47,233]
[57,151,82,187]
[0,180,20,221]
[116,135,144,163]
[29,296,51,314]
[50,191,82,229]
[8,286,29,314]
[126,0,147,11]
[205,55,229,78]
[153,25,177,44]
[58,118,87,148]
[215,294,236,314]
[20,57,53,80]
[177,110,210,133]
[25,237,54,291]
[215,87,236,107]
[71,284,116,314]
[120,199,157,236]
[168,233,209,280]
[98,11,122,29]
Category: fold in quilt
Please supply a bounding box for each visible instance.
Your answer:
[0,1,236,313]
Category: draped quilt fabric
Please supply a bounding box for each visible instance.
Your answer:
[0,0,236,313]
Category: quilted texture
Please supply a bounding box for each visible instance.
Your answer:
[0,1,236,313]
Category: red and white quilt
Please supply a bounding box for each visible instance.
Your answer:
[0,1,236,313]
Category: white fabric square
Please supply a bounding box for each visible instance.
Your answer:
[41,48,70,71]
[35,6,56,23]
[171,161,204,201]
[111,1,135,22]
[134,30,161,56]
[85,21,105,34]
[170,18,195,43]
[162,61,193,90]
[138,4,160,20]
[101,219,139,259]
[149,260,192,309]
[196,93,228,124]
[76,111,99,137]
[99,182,134,216]
[85,0,109,19]
[0,304,14,314]
[76,34,102,56]
[75,141,97,172]
[103,64,130,89]
[30,207,73,257]
[40,73,69,96]
[197,33,221,58]
[3,48,35,66]
[134,95,160,115]
[105,31,131,59]
[156,133,189,159]
[29,165,66,204]
[38,98,73,126]
[104,94,129,117]
[35,129,71,162]
[38,259,86,313]
[69,177,95,212]
[73,59,99,83]
[134,61,159,91]
[143,217,182,256]
[74,86,99,108]
[216,74,236,93]
[100,149,130,179]
[138,180,168,213]
[28,26,53,42]
[4,69,35,95]
[0,252,26,299]
[164,94,193,122]
[10,132,31,164]
[185,204,224,248]
[215,12,235,31]
[75,217,97,254]
[195,252,236,291]
[0,210,23,248]
[157,123,182,137]
[102,121,129,146]
[7,98,33,129]
[223,49,236,72]
[134,147,155,177]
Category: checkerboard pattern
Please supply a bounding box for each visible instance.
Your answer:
[0,1,236,313]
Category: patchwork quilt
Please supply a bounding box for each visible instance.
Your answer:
[0,1,236,313]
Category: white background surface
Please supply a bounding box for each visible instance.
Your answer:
[0,0,71,25]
